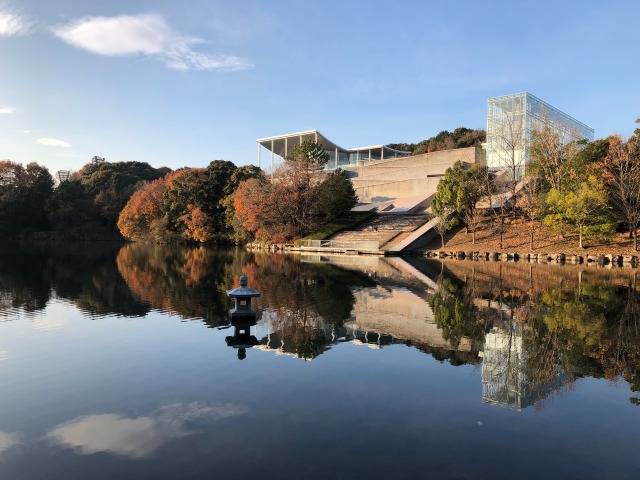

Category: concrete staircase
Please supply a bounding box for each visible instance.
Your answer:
[328,214,432,251]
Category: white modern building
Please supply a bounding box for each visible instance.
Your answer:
[256,93,593,203]
[486,92,594,178]
[256,130,411,171]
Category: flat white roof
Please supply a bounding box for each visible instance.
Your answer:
[257,130,410,156]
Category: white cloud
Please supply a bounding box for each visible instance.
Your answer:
[36,138,72,147]
[52,13,253,72]
[0,10,32,37]
[46,402,247,458]
[0,107,15,114]
[0,431,23,455]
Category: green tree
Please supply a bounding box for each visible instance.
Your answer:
[0,161,53,236]
[432,161,488,244]
[286,140,330,170]
[313,169,358,221]
[431,189,458,249]
[203,160,238,236]
[76,161,165,230]
[49,179,101,235]
[388,127,485,154]
[543,175,616,248]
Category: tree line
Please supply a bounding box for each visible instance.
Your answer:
[432,119,640,250]
[387,127,486,155]
[0,140,357,244]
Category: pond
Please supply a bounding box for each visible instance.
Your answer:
[1,242,639,479]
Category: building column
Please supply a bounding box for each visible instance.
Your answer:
[258,143,261,169]
[335,148,338,169]
[271,140,274,176]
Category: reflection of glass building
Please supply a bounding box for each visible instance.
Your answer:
[257,130,411,171]
[486,93,594,177]
[481,324,567,410]
[481,325,529,409]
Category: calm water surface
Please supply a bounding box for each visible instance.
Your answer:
[1,242,639,479]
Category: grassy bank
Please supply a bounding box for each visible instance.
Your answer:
[422,217,640,256]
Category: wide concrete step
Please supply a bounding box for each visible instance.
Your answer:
[327,214,433,251]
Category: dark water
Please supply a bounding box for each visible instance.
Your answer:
[1,242,639,479]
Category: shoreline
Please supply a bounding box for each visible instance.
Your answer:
[419,249,639,268]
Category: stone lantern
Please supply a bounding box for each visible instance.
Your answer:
[227,275,260,319]
[225,275,261,360]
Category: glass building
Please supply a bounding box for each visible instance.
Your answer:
[486,93,594,178]
[257,130,411,171]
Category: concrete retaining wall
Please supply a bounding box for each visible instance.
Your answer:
[344,147,483,203]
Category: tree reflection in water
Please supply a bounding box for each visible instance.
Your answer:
[428,260,640,409]
[2,242,640,410]
[0,241,149,317]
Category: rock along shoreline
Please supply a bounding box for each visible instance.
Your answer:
[419,250,640,268]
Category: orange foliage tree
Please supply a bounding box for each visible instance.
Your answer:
[117,178,167,241]
[181,204,214,243]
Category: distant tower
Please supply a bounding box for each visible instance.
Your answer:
[91,155,106,164]
[55,170,70,183]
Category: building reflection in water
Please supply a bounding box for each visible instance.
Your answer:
[220,258,624,410]
[481,322,568,410]
[246,281,478,363]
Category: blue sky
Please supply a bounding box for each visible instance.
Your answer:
[1,0,638,174]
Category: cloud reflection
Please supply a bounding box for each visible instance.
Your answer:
[31,317,67,331]
[46,402,247,458]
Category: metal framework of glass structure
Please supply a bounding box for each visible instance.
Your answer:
[256,130,410,171]
[486,93,594,177]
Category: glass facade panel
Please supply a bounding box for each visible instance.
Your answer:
[486,93,594,178]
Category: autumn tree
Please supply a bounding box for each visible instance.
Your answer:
[234,177,279,242]
[601,131,640,249]
[117,178,168,241]
[516,175,544,251]
[489,109,527,198]
[528,125,583,194]
[269,160,323,239]
[221,165,264,243]
[233,143,355,243]
[161,168,212,241]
